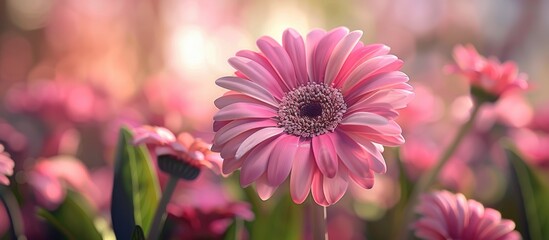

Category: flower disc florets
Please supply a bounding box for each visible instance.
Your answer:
[278,82,346,138]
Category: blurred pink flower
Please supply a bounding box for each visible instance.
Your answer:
[141,74,217,131]
[512,104,549,170]
[529,105,549,133]
[27,156,104,210]
[397,84,443,129]
[452,94,533,131]
[326,207,365,240]
[0,118,28,155]
[133,126,222,178]
[5,79,113,124]
[166,172,253,239]
[446,44,528,100]
[414,190,520,240]
[400,135,473,192]
[0,145,14,186]
[212,27,413,206]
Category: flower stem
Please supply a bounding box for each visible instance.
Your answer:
[396,101,482,240]
[310,201,328,240]
[0,186,26,240]
[507,146,543,240]
[148,176,178,240]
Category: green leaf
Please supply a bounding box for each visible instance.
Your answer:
[507,146,549,240]
[131,225,145,240]
[37,192,102,240]
[223,219,238,240]
[111,127,161,240]
[246,189,303,240]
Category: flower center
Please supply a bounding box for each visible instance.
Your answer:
[278,82,347,138]
[300,102,323,118]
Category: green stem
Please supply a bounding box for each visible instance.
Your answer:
[147,176,178,240]
[508,148,543,240]
[310,201,328,240]
[0,186,26,240]
[396,101,482,240]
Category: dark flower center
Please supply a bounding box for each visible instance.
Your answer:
[300,102,323,118]
[158,154,201,180]
[278,82,347,138]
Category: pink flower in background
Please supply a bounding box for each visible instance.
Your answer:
[0,145,14,186]
[166,172,254,239]
[512,104,549,170]
[212,27,413,206]
[133,126,223,178]
[396,84,443,129]
[0,119,28,155]
[414,190,520,240]
[4,79,113,124]
[446,44,528,100]
[400,135,473,192]
[27,156,106,210]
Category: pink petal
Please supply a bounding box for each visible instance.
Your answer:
[236,50,286,90]
[236,127,284,159]
[213,102,277,121]
[255,174,278,200]
[341,55,401,91]
[462,201,484,239]
[214,93,277,110]
[240,135,283,187]
[229,57,285,97]
[213,120,231,132]
[312,134,338,178]
[267,135,299,186]
[349,173,374,189]
[290,140,315,204]
[360,141,387,173]
[217,129,256,159]
[214,119,277,146]
[482,220,516,240]
[206,154,223,175]
[311,170,329,206]
[133,126,176,146]
[341,112,388,126]
[329,131,371,178]
[283,28,308,86]
[415,219,448,240]
[311,27,348,83]
[324,30,363,86]
[346,88,414,109]
[333,44,391,87]
[346,105,400,119]
[222,157,243,175]
[257,37,297,91]
[322,168,348,205]
[0,176,9,185]
[215,76,279,107]
[341,119,403,136]
[306,29,327,83]
[344,71,410,98]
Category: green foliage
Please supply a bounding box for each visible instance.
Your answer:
[244,187,303,240]
[37,192,102,240]
[508,147,549,240]
[131,225,145,240]
[111,127,161,240]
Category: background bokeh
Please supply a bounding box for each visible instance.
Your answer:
[1,0,548,239]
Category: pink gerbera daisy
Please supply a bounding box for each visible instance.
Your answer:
[133,126,222,180]
[414,190,520,240]
[212,27,413,206]
[0,144,14,186]
[447,44,528,102]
